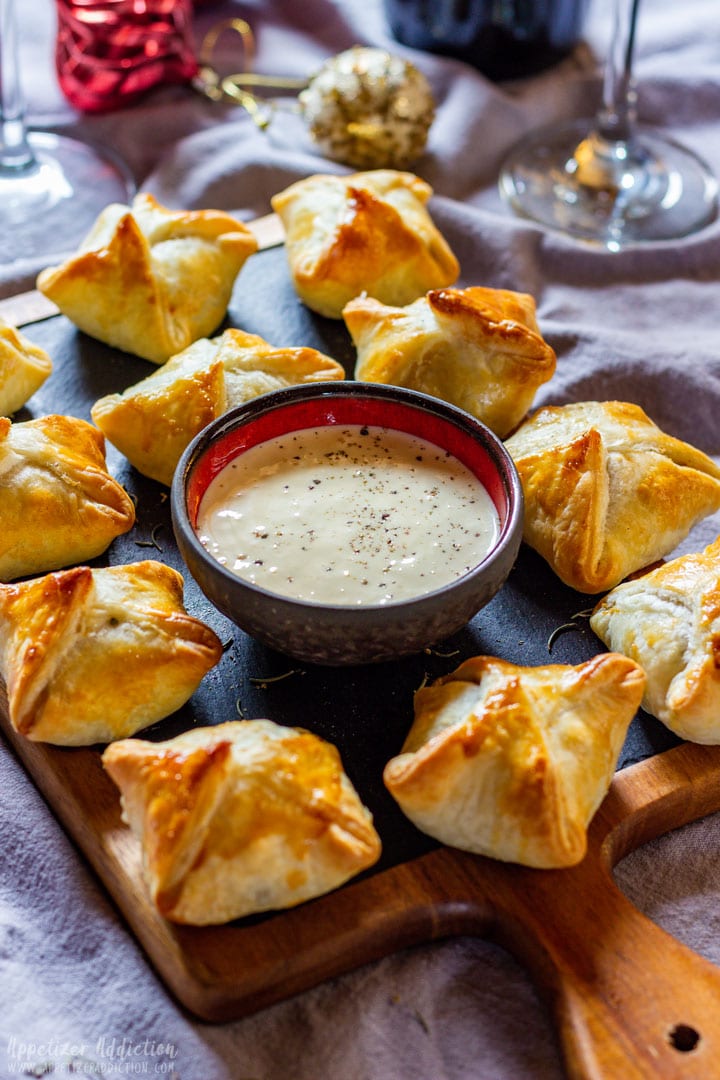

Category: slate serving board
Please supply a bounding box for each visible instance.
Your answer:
[3,241,720,1079]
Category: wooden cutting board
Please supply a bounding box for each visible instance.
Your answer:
[3,710,720,1079]
[3,232,720,1079]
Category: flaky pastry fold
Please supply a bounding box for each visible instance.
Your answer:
[271,169,459,319]
[505,401,720,593]
[591,536,720,744]
[344,286,556,437]
[0,413,135,582]
[102,719,382,924]
[91,327,345,485]
[0,561,223,745]
[0,318,52,416]
[36,193,258,364]
[384,653,645,868]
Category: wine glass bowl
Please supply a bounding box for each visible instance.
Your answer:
[499,0,718,249]
[0,130,134,264]
[500,119,718,250]
[0,0,135,267]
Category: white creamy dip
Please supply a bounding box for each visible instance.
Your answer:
[197,424,500,605]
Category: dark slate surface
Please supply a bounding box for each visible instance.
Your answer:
[22,247,680,878]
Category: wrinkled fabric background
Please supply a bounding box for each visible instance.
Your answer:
[3,1,720,1078]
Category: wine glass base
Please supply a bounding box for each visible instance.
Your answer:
[1,130,135,266]
[499,118,718,250]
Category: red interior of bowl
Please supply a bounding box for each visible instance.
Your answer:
[186,395,512,529]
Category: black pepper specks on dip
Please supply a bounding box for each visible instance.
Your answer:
[196,425,499,605]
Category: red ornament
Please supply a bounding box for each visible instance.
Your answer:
[55,0,199,113]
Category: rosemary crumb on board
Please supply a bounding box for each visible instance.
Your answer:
[572,607,594,620]
[248,668,305,689]
[546,606,595,654]
[547,621,582,653]
[423,646,460,658]
[134,523,165,552]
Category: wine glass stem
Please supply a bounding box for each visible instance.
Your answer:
[596,0,641,143]
[0,0,35,172]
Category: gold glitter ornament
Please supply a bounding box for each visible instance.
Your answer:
[298,47,436,169]
[194,27,436,170]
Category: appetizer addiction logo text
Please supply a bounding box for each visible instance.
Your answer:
[5,1035,179,1075]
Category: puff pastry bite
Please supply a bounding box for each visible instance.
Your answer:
[270,169,459,319]
[591,536,720,744]
[36,193,258,364]
[0,318,52,416]
[505,401,720,594]
[91,327,345,486]
[0,561,222,746]
[0,414,135,582]
[344,287,556,438]
[102,719,382,924]
[384,653,645,868]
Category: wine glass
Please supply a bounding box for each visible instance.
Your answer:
[498,0,718,250]
[0,0,134,267]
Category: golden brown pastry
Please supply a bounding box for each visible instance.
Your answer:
[271,169,459,319]
[0,318,52,416]
[591,536,720,744]
[505,401,720,593]
[36,193,258,364]
[0,413,135,582]
[91,327,346,486]
[384,653,645,868]
[0,561,222,746]
[344,287,556,438]
[102,719,382,924]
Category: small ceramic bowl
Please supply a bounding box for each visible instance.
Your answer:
[171,382,523,666]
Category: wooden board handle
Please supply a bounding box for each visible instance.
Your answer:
[464,743,720,1078]
[479,852,720,1078]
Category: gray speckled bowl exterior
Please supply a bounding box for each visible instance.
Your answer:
[172,383,524,666]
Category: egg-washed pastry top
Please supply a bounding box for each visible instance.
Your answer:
[384,653,645,868]
[0,413,135,582]
[344,286,556,438]
[36,193,258,364]
[505,400,720,593]
[271,169,459,319]
[591,535,720,744]
[102,719,382,925]
[0,561,223,746]
[91,327,345,486]
[0,318,52,417]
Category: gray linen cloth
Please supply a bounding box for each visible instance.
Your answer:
[2,1,720,1078]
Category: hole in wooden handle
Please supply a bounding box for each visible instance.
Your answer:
[668,1024,701,1053]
